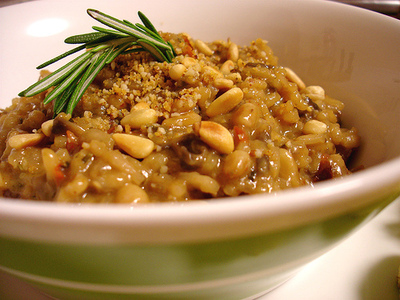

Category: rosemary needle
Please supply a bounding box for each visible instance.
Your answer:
[18,9,175,116]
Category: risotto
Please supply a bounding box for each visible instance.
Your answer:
[0,32,360,203]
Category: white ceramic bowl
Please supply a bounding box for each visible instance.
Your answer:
[0,0,399,299]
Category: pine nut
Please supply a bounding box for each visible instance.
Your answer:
[303,120,327,134]
[41,120,54,137]
[8,133,44,149]
[220,60,235,75]
[197,121,234,154]
[284,67,306,90]
[116,183,150,204]
[121,108,158,129]
[132,102,150,111]
[169,64,187,81]
[227,42,239,62]
[223,150,252,178]
[195,39,213,56]
[181,57,197,67]
[113,133,155,159]
[206,87,244,117]
[302,85,325,101]
[213,78,234,90]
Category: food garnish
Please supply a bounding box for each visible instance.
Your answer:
[18,9,175,116]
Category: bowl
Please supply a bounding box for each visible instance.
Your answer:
[0,0,400,299]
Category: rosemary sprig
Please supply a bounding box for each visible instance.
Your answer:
[18,9,175,116]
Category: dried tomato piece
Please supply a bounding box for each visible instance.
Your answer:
[66,130,79,153]
[313,155,333,182]
[233,126,249,146]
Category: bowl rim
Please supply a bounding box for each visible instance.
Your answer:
[1,156,399,244]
